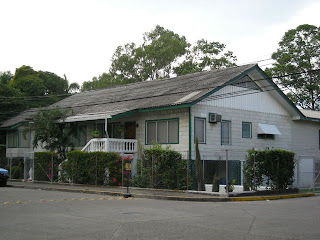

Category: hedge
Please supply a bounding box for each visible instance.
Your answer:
[62,150,122,185]
[133,146,190,190]
[34,152,59,181]
[244,149,295,190]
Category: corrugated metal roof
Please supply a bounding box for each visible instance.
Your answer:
[1,64,256,127]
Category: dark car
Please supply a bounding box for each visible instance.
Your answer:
[0,167,9,187]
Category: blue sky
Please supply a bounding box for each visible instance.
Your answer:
[0,0,319,85]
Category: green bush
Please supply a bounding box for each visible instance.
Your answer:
[63,150,122,185]
[133,145,190,190]
[244,149,295,190]
[34,152,59,181]
[11,166,22,179]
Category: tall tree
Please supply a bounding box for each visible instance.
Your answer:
[109,25,189,83]
[85,25,237,90]
[174,39,237,76]
[266,24,320,110]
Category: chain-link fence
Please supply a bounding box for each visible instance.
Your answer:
[295,156,320,193]
[5,153,34,181]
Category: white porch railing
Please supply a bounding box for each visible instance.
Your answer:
[81,138,138,153]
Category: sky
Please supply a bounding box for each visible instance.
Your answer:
[0,0,319,86]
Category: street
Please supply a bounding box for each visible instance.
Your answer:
[0,187,319,240]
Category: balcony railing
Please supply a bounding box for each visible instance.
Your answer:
[81,138,138,153]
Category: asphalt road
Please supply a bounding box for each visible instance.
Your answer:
[1,187,319,240]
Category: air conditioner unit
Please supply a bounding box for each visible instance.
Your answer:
[209,113,222,123]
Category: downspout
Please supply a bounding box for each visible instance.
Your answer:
[188,106,192,166]
[105,118,109,138]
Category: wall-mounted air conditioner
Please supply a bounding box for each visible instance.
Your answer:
[209,113,222,123]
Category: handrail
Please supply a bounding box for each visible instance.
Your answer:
[81,138,137,153]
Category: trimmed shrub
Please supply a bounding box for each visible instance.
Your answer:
[244,149,295,190]
[133,145,190,190]
[63,150,122,185]
[34,152,59,181]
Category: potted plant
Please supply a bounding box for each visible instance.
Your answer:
[91,130,100,138]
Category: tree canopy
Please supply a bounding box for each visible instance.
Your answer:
[266,24,320,110]
[0,66,79,124]
[82,25,237,91]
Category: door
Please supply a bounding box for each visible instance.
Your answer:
[125,122,136,139]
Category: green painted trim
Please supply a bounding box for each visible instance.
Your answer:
[221,120,231,145]
[145,118,179,145]
[190,65,258,106]
[0,122,27,130]
[111,104,191,120]
[138,104,191,113]
[194,117,206,144]
[242,122,252,139]
[188,107,192,162]
[254,67,304,119]
[111,111,135,120]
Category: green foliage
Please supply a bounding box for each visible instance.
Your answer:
[63,150,122,185]
[34,152,59,181]
[81,73,116,91]
[244,149,295,190]
[133,145,189,190]
[266,24,320,110]
[26,108,72,159]
[174,39,237,76]
[110,25,189,83]
[85,25,237,91]
[195,137,205,191]
[0,66,78,126]
[10,166,22,179]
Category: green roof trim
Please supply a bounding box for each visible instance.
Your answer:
[190,65,258,106]
[0,122,27,130]
[254,67,304,119]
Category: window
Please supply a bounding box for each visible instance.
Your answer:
[8,130,18,148]
[221,121,231,145]
[146,119,179,144]
[107,123,122,139]
[7,130,31,148]
[19,131,31,148]
[195,117,206,143]
[69,126,87,147]
[242,122,252,138]
[257,134,275,140]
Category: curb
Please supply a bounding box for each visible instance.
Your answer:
[7,184,315,202]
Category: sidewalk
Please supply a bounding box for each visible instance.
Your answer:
[7,180,315,202]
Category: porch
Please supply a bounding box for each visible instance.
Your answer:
[81,138,138,153]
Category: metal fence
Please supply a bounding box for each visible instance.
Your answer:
[295,156,320,192]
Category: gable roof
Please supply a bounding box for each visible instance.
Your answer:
[47,64,257,122]
[3,64,317,127]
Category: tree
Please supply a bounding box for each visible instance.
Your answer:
[85,25,237,90]
[0,71,13,84]
[109,25,189,83]
[266,24,320,110]
[81,73,118,91]
[26,108,73,159]
[174,39,237,76]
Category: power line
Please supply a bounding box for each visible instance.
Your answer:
[0,68,319,122]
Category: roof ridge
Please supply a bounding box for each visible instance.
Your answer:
[81,64,256,94]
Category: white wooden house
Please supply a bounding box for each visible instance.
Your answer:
[1,64,319,187]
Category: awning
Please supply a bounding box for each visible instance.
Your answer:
[258,123,281,135]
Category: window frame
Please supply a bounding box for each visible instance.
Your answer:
[145,118,179,145]
[242,122,252,139]
[221,120,232,145]
[194,117,206,144]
